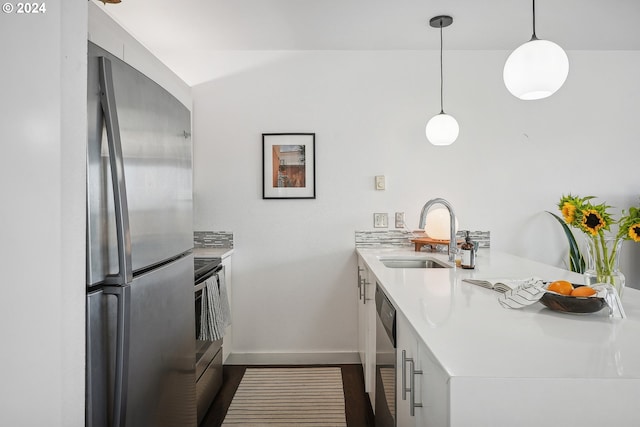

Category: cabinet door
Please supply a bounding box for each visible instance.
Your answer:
[364,275,376,407]
[357,258,376,403]
[416,342,449,427]
[397,311,451,427]
[221,256,233,362]
[357,260,367,368]
[396,312,419,427]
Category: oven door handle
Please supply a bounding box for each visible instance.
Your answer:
[195,265,223,292]
[194,281,207,293]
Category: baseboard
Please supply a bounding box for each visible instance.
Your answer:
[224,351,361,365]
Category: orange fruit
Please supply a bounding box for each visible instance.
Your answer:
[547,280,574,295]
[571,286,597,297]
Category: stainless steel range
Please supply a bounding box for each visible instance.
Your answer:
[194,257,224,423]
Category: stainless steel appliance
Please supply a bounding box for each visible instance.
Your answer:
[86,42,196,427]
[194,257,224,423]
[375,283,397,427]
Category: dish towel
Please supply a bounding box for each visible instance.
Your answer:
[199,268,231,341]
[218,268,231,328]
[497,279,626,319]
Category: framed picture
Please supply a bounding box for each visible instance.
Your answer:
[262,133,316,199]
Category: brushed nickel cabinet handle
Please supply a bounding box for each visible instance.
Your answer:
[362,279,372,303]
[409,358,423,416]
[402,350,410,401]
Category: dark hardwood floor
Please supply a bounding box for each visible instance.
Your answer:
[199,364,375,427]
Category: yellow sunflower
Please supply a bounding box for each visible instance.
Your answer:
[561,202,577,224]
[581,209,605,235]
[629,223,640,242]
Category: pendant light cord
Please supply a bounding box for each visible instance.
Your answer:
[531,0,538,40]
[439,20,444,114]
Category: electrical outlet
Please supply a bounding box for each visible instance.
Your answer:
[374,213,388,228]
[375,175,386,190]
[395,212,405,228]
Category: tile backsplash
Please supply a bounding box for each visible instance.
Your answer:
[194,231,234,248]
[355,230,490,249]
[355,230,415,248]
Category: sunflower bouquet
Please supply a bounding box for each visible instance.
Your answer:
[550,194,640,295]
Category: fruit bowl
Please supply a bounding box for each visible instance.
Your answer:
[539,284,607,314]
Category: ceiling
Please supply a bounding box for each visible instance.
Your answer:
[94,0,640,86]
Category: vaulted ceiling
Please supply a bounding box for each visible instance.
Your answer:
[94,0,640,85]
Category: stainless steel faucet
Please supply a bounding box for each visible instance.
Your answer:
[418,198,458,262]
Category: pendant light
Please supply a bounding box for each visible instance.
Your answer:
[426,15,459,146]
[503,0,569,100]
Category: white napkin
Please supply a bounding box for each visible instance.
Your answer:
[497,279,626,319]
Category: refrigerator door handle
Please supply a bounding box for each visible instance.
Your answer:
[104,285,131,427]
[98,56,133,285]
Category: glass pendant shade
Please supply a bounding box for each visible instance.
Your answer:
[426,112,459,146]
[427,15,457,146]
[503,39,569,100]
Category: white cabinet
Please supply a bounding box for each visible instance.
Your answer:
[357,256,376,407]
[359,247,640,426]
[396,311,449,427]
[416,341,449,426]
[396,312,417,427]
[221,255,233,362]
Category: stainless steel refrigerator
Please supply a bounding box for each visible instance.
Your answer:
[86,42,196,427]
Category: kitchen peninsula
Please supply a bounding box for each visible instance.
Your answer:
[357,247,640,426]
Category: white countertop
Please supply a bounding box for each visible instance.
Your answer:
[193,247,234,259]
[357,247,640,380]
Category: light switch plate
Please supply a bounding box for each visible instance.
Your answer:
[374,213,388,228]
[375,175,386,190]
[395,212,405,228]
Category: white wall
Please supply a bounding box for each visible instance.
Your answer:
[0,4,191,424]
[88,2,192,108]
[193,50,640,359]
[0,2,87,426]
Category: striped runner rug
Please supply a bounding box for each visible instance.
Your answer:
[380,367,395,418]
[222,367,347,426]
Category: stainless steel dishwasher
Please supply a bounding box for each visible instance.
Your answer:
[375,283,396,427]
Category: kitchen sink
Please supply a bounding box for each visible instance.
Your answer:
[378,256,451,269]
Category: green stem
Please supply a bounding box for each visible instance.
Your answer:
[586,234,624,296]
[593,233,622,283]
[594,234,605,280]
[600,232,610,274]
[609,237,620,272]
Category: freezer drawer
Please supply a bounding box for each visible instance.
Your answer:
[86,255,197,427]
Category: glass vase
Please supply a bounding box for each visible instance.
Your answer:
[583,236,625,297]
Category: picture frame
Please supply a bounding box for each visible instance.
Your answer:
[262,133,316,199]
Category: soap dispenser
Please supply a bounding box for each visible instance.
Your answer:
[460,230,475,269]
